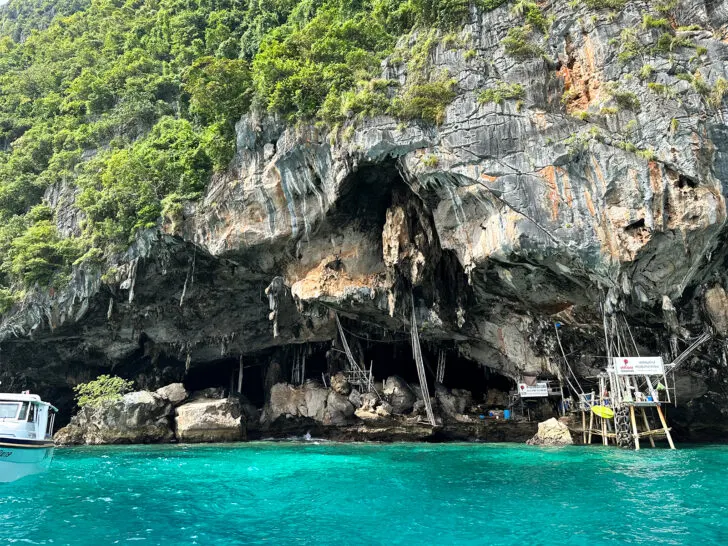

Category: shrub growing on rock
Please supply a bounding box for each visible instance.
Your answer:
[74,375,135,408]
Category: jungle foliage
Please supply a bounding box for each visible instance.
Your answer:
[0,0,507,305]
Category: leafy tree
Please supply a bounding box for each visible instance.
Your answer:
[74,375,135,408]
[184,56,252,124]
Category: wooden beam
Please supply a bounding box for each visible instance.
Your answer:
[582,411,587,444]
[640,407,655,448]
[656,405,676,450]
[630,406,640,451]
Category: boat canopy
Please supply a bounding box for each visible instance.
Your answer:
[0,393,58,412]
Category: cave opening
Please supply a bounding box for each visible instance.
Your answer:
[181,331,517,410]
[327,158,408,233]
[112,334,186,391]
[184,357,238,395]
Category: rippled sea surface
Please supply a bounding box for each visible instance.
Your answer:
[1,442,727,545]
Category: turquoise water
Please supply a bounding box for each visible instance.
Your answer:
[1,443,727,545]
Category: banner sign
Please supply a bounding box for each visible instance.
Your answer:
[518,382,549,398]
[613,356,664,376]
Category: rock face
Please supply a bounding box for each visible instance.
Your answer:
[704,286,728,336]
[5,0,728,439]
[436,385,473,419]
[55,391,174,445]
[382,376,416,414]
[527,418,574,447]
[263,382,354,426]
[330,373,352,396]
[156,383,188,406]
[175,398,244,443]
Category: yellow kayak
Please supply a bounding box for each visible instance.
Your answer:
[591,406,614,419]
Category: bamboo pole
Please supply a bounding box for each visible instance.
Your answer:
[599,380,607,446]
[582,410,587,444]
[587,390,594,444]
[656,405,676,450]
[237,355,244,394]
[640,407,655,448]
[630,406,640,451]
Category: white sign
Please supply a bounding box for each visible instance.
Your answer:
[518,382,549,398]
[613,356,664,376]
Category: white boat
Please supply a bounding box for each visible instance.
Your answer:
[0,392,57,483]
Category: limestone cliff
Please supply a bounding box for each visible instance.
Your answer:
[3,0,728,439]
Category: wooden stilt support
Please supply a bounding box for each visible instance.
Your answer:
[581,411,587,444]
[656,405,676,450]
[629,406,640,451]
[602,416,608,446]
[588,409,594,444]
[640,408,655,448]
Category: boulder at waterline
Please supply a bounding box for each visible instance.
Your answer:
[263,382,329,423]
[262,382,357,426]
[175,397,245,442]
[54,391,174,445]
[526,418,574,447]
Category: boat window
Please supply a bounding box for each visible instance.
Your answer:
[18,402,29,421]
[0,402,20,419]
[27,403,36,423]
[46,412,55,435]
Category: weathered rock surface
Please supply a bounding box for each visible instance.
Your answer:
[330,373,352,396]
[55,391,174,445]
[527,418,574,447]
[155,383,188,406]
[436,385,474,419]
[175,398,244,443]
[382,376,416,414]
[325,391,355,425]
[263,382,354,426]
[5,0,728,440]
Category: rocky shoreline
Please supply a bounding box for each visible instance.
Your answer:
[55,374,551,446]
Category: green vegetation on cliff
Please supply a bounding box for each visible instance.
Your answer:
[0,0,496,306]
[74,374,135,407]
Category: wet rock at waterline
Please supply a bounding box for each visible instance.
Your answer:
[54,391,174,445]
[175,398,245,443]
[527,418,574,447]
[262,382,355,426]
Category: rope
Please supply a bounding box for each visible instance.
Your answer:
[554,324,585,396]
[436,349,446,384]
[335,313,365,374]
[411,301,436,426]
[666,331,711,375]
